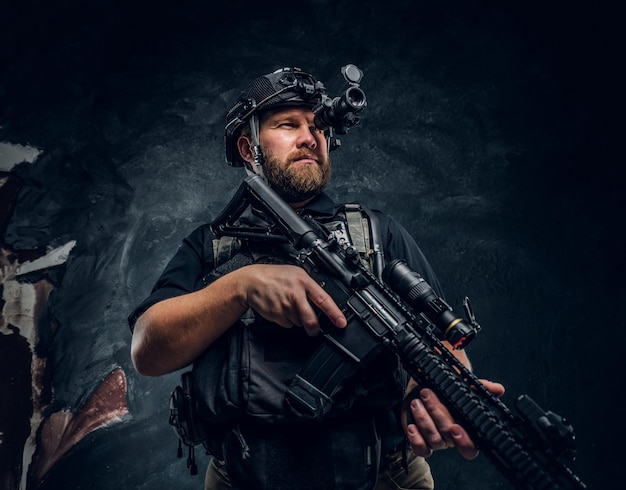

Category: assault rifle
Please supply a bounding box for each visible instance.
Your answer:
[211,174,587,490]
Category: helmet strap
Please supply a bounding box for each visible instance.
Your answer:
[243,113,266,177]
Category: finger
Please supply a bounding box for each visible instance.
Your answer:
[419,389,455,429]
[448,424,480,460]
[306,284,347,329]
[405,417,434,458]
[478,379,506,397]
[420,389,479,459]
[409,398,449,451]
[297,308,321,337]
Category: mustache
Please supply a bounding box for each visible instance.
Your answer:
[288,149,322,163]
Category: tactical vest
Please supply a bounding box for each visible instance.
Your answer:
[170,204,405,489]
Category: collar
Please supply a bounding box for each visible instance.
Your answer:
[239,191,338,231]
[298,191,337,219]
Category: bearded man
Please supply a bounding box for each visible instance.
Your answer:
[129,67,504,490]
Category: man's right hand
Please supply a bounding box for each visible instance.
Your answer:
[241,264,347,336]
[132,263,346,376]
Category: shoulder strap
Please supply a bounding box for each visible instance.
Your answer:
[342,203,384,280]
[212,235,241,268]
[203,237,251,288]
[344,203,370,256]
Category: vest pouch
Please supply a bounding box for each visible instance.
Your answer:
[193,319,247,424]
[195,314,335,424]
[241,319,373,422]
[243,322,325,422]
[170,371,210,447]
[194,316,403,423]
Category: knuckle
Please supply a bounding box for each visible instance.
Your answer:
[309,293,327,309]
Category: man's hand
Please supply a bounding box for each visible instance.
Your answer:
[403,379,505,460]
[242,264,347,335]
[131,263,346,376]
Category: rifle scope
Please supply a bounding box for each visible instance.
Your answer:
[383,259,479,349]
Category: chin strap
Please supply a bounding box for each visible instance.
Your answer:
[244,113,265,177]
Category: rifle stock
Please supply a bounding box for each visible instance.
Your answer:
[211,175,587,490]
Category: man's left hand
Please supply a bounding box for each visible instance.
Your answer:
[403,379,505,460]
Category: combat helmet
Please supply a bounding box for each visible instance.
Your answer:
[224,67,327,168]
[224,65,366,170]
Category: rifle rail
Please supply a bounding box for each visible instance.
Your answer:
[211,175,587,490]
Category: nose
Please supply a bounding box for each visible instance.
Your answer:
[296,124,318,149]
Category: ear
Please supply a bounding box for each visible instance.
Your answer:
[237,135,255,166]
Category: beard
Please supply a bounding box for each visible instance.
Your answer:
[262,147,331,203]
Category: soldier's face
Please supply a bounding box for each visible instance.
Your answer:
[259,107,331,204]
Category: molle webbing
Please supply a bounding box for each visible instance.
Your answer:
[212,236,241,269]
[344,203,372,268]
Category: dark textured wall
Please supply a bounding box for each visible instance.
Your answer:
[1,1,620,488]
